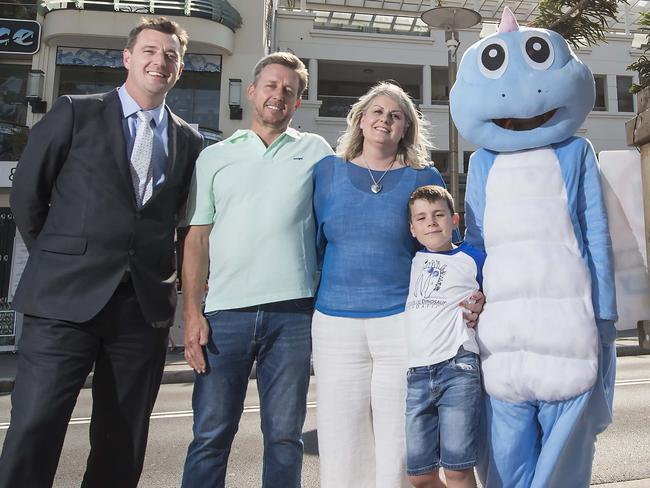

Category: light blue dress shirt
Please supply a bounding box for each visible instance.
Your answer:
[118,85,169,187]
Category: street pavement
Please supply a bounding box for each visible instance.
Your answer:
[0,331,648,487]
[0,330,645,394]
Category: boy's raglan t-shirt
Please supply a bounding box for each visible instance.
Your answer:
[405,241,486,368]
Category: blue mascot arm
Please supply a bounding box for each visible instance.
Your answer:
[576,140,618,340]
[464,149,494,251]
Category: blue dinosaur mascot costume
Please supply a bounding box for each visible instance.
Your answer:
[450,7,617,488]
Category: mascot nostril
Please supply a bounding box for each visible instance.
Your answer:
[450,5,617,488]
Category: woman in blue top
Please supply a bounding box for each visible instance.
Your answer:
[312,82,482,488]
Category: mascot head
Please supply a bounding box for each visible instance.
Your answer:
[449,7,595,152]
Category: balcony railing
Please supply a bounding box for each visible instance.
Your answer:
[318,94,441,117]
[40,0,242,31]
[318,95,357,118]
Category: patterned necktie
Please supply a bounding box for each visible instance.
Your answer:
[130,110,154,207]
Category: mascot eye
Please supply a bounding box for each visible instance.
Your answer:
[521,34,554,70]
[478,39,508,79]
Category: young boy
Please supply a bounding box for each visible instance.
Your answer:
[404,185,485,488]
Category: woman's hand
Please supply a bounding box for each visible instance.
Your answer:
[460,291,485,328]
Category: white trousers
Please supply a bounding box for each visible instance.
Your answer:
[312,310,411,488]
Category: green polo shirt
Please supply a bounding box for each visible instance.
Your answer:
[186,127,333,311]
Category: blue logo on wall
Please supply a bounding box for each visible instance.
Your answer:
[0,18,41,55]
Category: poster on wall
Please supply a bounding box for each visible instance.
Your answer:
[1,228,27,352]
[599,150,650,332]
[0,208,18,351]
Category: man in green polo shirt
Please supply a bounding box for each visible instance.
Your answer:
[181,52,333,488]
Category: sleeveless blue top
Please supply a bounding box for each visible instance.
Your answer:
[313,155,451,318]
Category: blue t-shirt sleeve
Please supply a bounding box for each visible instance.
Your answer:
[462,243,486,289]
[313,155,336,268]
[415,165,461,244]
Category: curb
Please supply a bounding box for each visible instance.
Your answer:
[617,345,648,357]
[0,370,198,396]
[0,361,266,394]
[0,379,13,394]
[0,346,645,394]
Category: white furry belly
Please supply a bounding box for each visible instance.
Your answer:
[479,148,598,403]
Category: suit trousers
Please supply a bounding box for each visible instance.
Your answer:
[0,281,168,488]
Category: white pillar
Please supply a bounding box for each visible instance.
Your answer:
[422,64,432,106]
[606,74,617,112]
[308,58,318,102]
[300,0,306,12]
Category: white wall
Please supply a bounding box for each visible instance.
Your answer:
[217,0,268,137]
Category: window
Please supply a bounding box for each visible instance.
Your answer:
[463,151,473,173]
[593,75,607,111]
[431,68,449,105]
[166,72,221,131]
[58,66,126,97]
[318,79,420,117]
[431,151,474,174]
[0,65,28,126]
[56,48,222,130]
[0,0,37,20]
[0,64,29,159]
[616,76,634,112]
[431,151,449,174]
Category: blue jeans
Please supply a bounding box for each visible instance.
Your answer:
[181,298,313,488]
[405,347,482,475]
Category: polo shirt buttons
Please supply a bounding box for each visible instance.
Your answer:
[128,249,136,256]
[135,213,142,220]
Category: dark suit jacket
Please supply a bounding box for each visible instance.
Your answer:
[10,90,203,327]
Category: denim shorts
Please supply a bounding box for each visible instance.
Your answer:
[405,347,482,475]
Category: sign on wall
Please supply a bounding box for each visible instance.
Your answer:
[0,18,41,55]
[0,161,17,188]
[0,208,19,351]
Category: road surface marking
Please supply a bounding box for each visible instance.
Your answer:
[0,402,318,429]
[2,379,650,430]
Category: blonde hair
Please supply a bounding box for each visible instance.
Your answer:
[336,81,433,169]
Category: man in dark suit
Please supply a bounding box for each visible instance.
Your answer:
[0,17,202,488]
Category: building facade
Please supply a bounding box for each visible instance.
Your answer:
[0,0,646,348]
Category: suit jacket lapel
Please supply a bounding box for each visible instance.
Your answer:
[103,90,138,207]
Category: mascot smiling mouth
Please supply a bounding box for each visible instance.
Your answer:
[493,108,558,131]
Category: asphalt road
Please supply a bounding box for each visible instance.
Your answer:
[0,355,649,487]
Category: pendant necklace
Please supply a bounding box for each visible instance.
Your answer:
[362,155,396,194]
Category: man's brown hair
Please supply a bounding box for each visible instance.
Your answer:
[125,17,189,57]
[407,185,455,220]
[252,52,309,98]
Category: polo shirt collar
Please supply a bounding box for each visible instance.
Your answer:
[228,127,302,144]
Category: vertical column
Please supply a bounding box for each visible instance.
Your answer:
[623,3,631,35]
[606,74,618,112]
[422,64,432,106]
[308,58,318,103]
[625,87,650,349]
[446,30,460,207]
[300,0,306,11]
